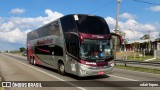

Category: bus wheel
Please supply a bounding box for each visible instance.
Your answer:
[58,62,65,76]
[31,57,34,65]
[28,57,31,64]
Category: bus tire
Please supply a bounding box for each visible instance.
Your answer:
[58,62,65,76]
[28,57,31,64]
[31,57,34,65]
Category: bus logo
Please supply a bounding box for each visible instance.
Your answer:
[92,35,104,38]
[37,38,53,45]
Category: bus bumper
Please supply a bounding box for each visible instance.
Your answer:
[78,64,114,77]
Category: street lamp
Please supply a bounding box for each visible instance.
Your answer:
[114,0,121,59]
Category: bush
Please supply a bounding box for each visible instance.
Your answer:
[19,47,26,52]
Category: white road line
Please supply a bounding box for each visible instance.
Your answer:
[5,55,87,90]
[6,54,154,88]
[108,75,138,81]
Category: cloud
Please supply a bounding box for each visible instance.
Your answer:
[105,13,159,40]
[0,21,15,31]
[0,11,159,50]
[105,17,116,30]
[150,6,160,12]
[0,28,31,43]
[10,8,26,14]
[105,17,115,25]
[0,17,3,21]
[119,13,137,20]
[0,9,64,46]
[43,9,63,24]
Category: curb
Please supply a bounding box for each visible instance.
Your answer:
[144,58,156,61]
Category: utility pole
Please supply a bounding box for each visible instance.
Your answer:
[123,32,126,51]
[148,30,151,52]
[114,0,121,59]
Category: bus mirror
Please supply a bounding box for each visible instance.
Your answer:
[111,33,122,46]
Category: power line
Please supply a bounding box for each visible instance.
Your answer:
[88,0,113,13]
[88,0,160,14]
[133,0,160,5]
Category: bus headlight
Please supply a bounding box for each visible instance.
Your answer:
[80,64,89,74]
[108,60,114,67]
[80,64,89,70]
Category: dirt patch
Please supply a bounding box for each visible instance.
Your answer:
[116,51,139,59]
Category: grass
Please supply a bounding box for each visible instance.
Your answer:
[10,52,22,56]
[152,58,160,62]
[126,55,160,62]
[115,65,160,74]
[126,55,154,61]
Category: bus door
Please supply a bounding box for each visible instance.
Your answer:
[65,34,80,74]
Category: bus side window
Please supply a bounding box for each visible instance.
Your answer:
[49,21,60,35]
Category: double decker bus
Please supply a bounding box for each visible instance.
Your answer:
[27,14,122,77]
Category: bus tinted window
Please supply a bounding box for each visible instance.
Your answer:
[65,34,79,57]
[35,45,63,56]
[40,26,49,37]
[60,15,77,32]
[27,21,60,40]
[75,15,110,35]
[49,21,60,35]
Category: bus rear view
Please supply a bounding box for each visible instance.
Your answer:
[27,14,121,77]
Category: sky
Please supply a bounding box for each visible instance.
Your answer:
[0,0,160,51]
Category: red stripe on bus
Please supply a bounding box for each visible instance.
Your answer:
[36,47,50,53]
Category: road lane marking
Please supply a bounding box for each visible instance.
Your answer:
[108,74,138,81]
[5,55,87,90]
[5,54,159,88]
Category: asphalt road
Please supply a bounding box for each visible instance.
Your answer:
[0,53,159,90]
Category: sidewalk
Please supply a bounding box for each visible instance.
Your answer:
[144,58,156,61]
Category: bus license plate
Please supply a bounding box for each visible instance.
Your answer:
[98,71,104,75]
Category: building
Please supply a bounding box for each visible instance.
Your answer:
[122,39,160,55]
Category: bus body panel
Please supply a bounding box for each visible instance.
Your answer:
[27,14,116,77]
[27,19,66,69]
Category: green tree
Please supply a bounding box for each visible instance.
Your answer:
[19,47,26,52]
[140,34,149,40]
[155,38,160,41]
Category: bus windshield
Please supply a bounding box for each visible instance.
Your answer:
[75,15,110,35]
[80,39,112,60]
